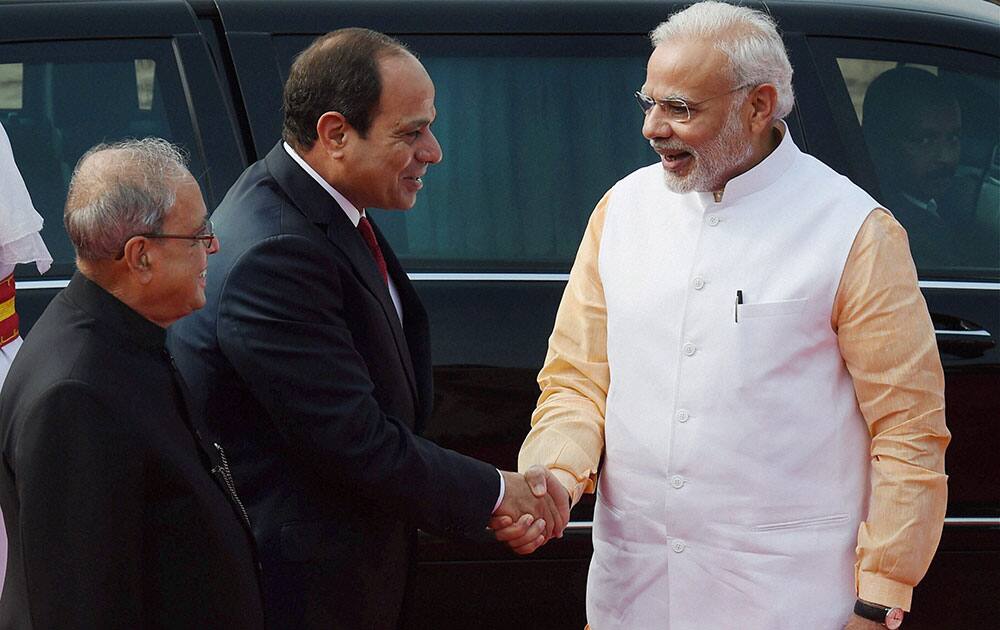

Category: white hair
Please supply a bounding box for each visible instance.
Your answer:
[650,1,795,121]
[64,138,190,261]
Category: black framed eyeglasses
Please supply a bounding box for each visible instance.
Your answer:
[116,219,215,259]
[635,84,753,123]
[142,219,216,248]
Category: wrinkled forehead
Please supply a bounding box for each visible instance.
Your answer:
[643,39,733,99]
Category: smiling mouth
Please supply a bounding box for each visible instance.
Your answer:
[199,270,207,279]
[660,149,691,162]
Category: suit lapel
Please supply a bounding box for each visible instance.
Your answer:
[263,143,419,407]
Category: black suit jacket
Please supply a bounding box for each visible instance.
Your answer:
[168,143,499,630]
[0,273,265,630]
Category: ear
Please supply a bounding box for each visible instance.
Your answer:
[121,237,155,285]
[315,111,351,157]
[746,84,779,135]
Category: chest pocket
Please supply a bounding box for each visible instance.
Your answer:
[733,297,814,394]
[738,297,808,320]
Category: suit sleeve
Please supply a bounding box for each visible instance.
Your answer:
[216,232,498,538]
[16,381,144,628]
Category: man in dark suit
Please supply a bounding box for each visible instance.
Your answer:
[0,139,265,629]
[168,28,568,629]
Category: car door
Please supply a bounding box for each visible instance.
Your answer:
[0,0,243,330]
[798,33,1000,629]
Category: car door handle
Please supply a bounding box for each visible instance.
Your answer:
[932,313,995,359]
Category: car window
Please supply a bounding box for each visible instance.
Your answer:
[275,35,653,272]
[0,40,205,277]
[812,39,999,280]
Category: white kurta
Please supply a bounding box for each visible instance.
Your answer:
[588,129,879,629]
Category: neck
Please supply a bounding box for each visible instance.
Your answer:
[715,124,782,196]
[77,261,168,328]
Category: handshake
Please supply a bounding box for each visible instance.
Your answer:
[489,466,571,555]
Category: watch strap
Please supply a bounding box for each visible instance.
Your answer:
[854,599,890,622]
[854,599,904,628]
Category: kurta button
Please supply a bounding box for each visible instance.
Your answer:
[671,539,686,553]
[707,215,721,226]
[670,475,685,489]
[692,276,705,290]
[676,409,690,423]
[682,343,696,356]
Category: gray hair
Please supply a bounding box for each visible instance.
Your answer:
[650,1,795,121]
[64,138,190,261]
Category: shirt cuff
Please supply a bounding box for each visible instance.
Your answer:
[857,570,914,611]
[549,468,587,506]
[492,468,505,513]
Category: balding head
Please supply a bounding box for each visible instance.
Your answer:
[65,138,191,263]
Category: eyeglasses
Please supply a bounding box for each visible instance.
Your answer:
[116,219,215,259]
[634,84,753,123]
[142,219,216,249]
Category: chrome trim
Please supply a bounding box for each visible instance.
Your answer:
[919,280,1000,291]
[13,275,999,289]
[564,516,999,532]
[408,273,570,282]
[15,279,70,290]
[943,517,1000,527]
[935,329,991,337]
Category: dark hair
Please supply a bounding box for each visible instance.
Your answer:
[862,66,958,178]
[282,28,410,148]
[862,67,952,147]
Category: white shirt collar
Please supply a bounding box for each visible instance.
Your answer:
[701,120,796,207]
[283,142,364,226]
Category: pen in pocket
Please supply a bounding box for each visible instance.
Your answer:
[735,290,743,323]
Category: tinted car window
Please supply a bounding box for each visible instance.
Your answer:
[0,40,206,276]
[276,35,653,272]
[812,39,999,280]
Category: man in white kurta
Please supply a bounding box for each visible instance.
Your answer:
[509,2,949,629]
[1,120,53,593]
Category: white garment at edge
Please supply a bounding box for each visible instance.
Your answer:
[588,127,878,629]
[1,120,53,595]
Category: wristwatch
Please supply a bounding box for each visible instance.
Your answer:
[854,599,905,629]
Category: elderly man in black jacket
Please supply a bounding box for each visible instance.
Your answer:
[0,138,265,629]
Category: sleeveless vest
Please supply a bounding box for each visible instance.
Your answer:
[589,129,879,629]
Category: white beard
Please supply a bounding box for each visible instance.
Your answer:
[654,102,755,194]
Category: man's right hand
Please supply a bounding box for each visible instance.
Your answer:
[488,466,571,554]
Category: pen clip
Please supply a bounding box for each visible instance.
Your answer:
[735,290,743,323]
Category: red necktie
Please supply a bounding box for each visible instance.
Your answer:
[357,216,388,284]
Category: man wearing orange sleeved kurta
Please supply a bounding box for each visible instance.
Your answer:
[498,2,949,629]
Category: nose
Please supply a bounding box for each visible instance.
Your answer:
[207,234,220,255]
[642,107,674,141]
[416,128,443,165]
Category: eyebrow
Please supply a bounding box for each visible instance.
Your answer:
[396,118,430,131]
[641,89,692,102]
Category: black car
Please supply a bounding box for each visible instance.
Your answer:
[2,1,997,627]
